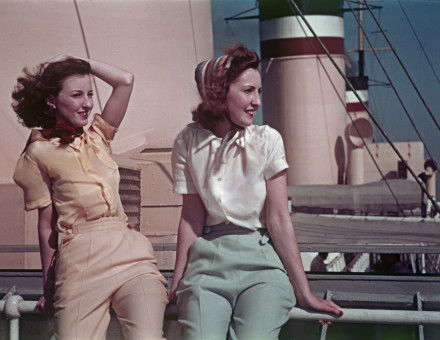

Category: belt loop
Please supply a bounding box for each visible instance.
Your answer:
[259,229,270,245]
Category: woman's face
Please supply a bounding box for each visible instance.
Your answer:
[225,68,262,128]
[51,74,93,127]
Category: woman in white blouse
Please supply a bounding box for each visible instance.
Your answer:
[170,44,342,340]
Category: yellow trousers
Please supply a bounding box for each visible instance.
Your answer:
[53,217,168,340]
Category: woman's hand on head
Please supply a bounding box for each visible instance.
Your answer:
[47,54,75,63]
[42,54,76,70]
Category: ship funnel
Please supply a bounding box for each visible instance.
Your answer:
[260,0,348,185]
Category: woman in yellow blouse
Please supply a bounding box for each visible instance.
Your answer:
[12,55,167,340]
[170,44,343,339]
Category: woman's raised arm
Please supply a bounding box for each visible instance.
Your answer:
[46,54,134,128]
[87,58,134,128]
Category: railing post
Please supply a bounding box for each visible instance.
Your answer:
[415,293,425,340]
[9,319,19,340]
[4,293,23,340]
[319,290,333,340]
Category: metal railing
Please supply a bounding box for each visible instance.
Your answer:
[2,290,440,340]
[0,288,39,340]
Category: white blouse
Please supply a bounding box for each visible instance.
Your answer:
[172,122,288,230]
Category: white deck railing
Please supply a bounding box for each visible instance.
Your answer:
[1,292,440,340]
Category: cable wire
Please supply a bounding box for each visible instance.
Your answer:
[187,0,200,63]
[363,0,440,132]
[345,0,435,160]
[397,0,440,85]
[73,0,103,112]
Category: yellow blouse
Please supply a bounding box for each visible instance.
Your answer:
[13,115,127,232]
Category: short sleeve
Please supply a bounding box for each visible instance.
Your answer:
[263,128,289,180]
[89,114,117,142]
[171,129,197,194]
[13,153,52,211]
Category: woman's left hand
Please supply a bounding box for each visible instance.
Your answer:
[298,293,343,317]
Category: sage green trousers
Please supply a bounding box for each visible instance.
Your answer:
[177,224,296,340]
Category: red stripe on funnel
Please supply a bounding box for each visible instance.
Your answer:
[261,37,344,58]
[347,101,369,112]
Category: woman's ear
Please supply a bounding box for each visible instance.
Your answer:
[46,96,56,109]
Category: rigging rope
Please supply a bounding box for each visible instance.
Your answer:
[363,0,440,132]
[344,0,435,160]
[187,0,200,63]
[73,0,103,112]
[286,0,440,215]
[397,0,440,85]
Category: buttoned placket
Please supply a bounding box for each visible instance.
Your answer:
[210,131,242,221]
[208,137,229,218]
[71,134,114,216]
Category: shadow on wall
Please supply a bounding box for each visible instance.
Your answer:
[334,136,346,184]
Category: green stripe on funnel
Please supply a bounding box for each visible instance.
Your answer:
[260,0,343,20]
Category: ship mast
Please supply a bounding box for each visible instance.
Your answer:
[358,0,365,77]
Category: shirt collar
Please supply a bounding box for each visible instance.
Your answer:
[29,129,85,150]
[195,124,219,150]
[195,123,248,150]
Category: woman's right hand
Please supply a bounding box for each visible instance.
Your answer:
[47,54,74,64]
[167,280,181,304]
[37,295,54,316]
[41,54,76,71]
[167,287,177,304]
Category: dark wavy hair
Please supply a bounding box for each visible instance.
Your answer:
[192,43,260,131]
[12,58,91,129]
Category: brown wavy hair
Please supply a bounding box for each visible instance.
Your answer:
[12,58,91,129]
[192,43,260,131]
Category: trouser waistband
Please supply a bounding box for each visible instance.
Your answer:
[64,217,129,235]
[203,223,270,244]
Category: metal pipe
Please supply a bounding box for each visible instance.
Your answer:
[9,319,19,340]
[2,296,440,337]
[289,307,440,325]
[0,300,38,315]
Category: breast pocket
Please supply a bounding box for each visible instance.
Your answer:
[95,149,118,170]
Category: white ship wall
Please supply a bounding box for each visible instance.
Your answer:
[0,0,213,269]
